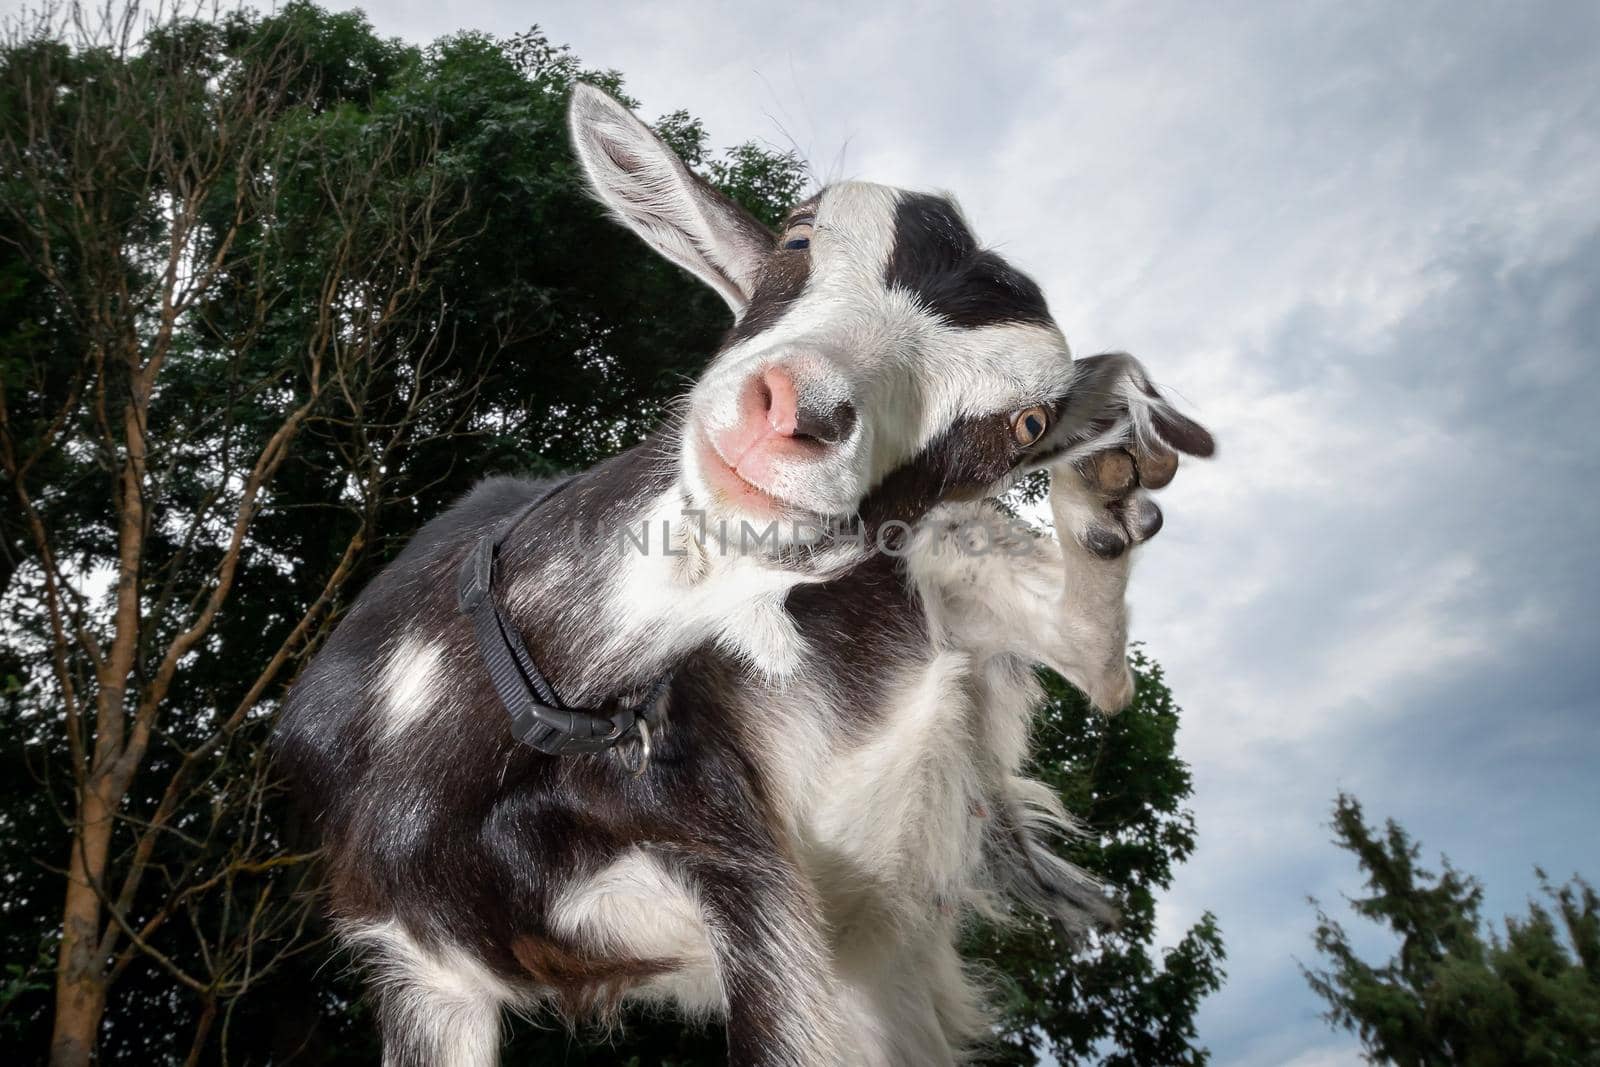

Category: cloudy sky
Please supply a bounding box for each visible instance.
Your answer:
[341,1,1597,1062]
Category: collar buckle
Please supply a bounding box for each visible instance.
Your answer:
[457,476,672,771]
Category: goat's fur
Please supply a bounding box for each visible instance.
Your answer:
[275,84,1214,1066]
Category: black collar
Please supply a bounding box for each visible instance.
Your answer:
[456,476,670,765]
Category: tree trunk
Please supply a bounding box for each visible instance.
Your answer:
[50,782,115,1067]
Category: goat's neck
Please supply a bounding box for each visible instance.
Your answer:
[498,434,823,708]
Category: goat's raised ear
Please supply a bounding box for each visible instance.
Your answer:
[568,84,772,313]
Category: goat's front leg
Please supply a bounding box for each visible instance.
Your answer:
[1044,449,1162,710]
[964,358,1213,931]
[1036,353,1215,711]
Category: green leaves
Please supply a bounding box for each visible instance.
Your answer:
[1304,794,1600,1066]
[974,654,1227,1066]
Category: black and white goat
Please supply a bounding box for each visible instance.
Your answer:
[274,84,1215,1066]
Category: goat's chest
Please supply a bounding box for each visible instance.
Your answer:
[803,654,995,908]
[763,553,1039,917]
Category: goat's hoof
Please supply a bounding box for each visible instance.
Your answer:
[1080,520,1131,559]
[1081,450,1136,495]
[1075,500,1161,559]
[1069,450,1172,558]
[1053,352,1214,557]
[1135,448,1179,490]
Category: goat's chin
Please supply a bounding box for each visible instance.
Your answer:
[677,478,863,571]
[688,436,812,523]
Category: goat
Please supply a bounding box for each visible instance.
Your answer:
[273,84,1215,1067]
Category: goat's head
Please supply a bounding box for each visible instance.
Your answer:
[570,85,1085,535]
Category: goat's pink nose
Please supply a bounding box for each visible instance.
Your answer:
[711,364,857,488]
[761,366,801,437]
[743,365,856,446]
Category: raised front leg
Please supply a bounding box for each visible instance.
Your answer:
[1045,449,1166,710]
[1041,352,1214,711]
[928,355,1214,935]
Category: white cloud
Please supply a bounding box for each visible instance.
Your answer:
[1280,1045,1365,1067]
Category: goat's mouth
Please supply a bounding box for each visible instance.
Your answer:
[693,429,804,520]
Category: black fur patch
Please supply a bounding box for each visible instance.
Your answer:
[721,232,814,350]
[885,193,1052,328]
[787,549,926,736]
[858,412,1019,527]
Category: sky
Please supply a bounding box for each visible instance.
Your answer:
[136,1,1600,1062]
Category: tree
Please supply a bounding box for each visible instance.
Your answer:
[0,3,803,1062]
[0,3,1221,1063]
[1303,793,1600,1066]
[0,7,420,1061]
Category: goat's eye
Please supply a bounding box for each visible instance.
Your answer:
[1011,405,1050,446]
[780,220,813,251]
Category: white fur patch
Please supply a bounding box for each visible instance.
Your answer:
[500,483,825,711]
[550,849,721,1012]
[809,651,985,906]
[375,635,446,742]
[343,919,518,1067]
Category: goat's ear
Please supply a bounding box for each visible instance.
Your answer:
[568,83,771,313]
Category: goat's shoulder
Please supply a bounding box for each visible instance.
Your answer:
[273,476,563,796]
